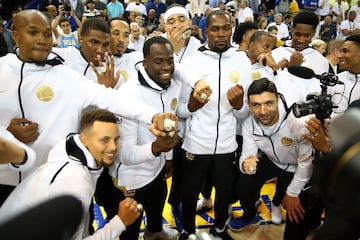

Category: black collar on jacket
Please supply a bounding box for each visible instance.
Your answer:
[137,67,170,90]
[198,44,231,53]
[16,50,64,66]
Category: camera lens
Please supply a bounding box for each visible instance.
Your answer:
[292,101,317,118]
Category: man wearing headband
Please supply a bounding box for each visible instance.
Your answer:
[163,4,202,63]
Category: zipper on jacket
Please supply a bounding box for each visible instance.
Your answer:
[348,74,358,105]
[267,136,281,163]
[213,53,222,155]
[160,92,165,113]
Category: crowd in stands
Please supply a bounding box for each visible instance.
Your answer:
[1,0,360,52]
[1,0,360,240]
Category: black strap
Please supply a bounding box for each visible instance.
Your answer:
[278,92,292,119]
[197,45,231,53]
[65,133,88,166]
[137,69,169,90]
[35,52,64,66]
[65,134,101,171]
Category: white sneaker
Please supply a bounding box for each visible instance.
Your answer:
[143,227,178,240]
[271,203,283,224]
[196,197,213,212]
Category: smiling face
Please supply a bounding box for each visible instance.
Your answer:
[80,120,119,167]
[143,42,174,88]
[338,40,360,72]
[249,91,279,126]
[290,23,315,51]
[79,29,111,66]
[206,13,232,52]
[12,10,53,62]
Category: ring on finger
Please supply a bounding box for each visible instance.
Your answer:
[249,166,255,173]
[100,66,106,73]
[200,93,207,100]
[181,33,187,40]
[136,203,143,212]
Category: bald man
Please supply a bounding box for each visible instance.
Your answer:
[0,9,179,201]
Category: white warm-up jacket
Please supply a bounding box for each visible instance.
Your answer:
[178,46,252,154]
[0,134,126,240]
[240,101,314,197]
[110,66,182,190]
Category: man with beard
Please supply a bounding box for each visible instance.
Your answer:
[108,17,143,85]
[109,36,182,240]
[0,109,141,240]
[162,5,203,232]
[0,9,180,209]
[229,78,315,240]
[177,10,252,240]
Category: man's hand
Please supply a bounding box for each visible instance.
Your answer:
[152,134,181,155]
[117,197,141,226]
[91,53,120,88]
[282,193,305,223]
[289,52,304,66]
[188,88,209,112]
[0,137,26,164]
[227,84,244,110]
[193,79,212,102]
[149,113,179,137]
[7,118,39,143]
[58,5,64,15]
[166,25,191,54]
[303,116,331,153]
[242,156,259,175]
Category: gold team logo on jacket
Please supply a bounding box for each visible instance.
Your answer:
[229,71,240,83]
[251,71,262,81]
[171,98,177,111]
[185,151,195,161]
[120,70,129,82]
[36,86,54,102]
[281,137,294,147]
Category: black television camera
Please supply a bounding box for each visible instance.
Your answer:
[288,65,340,121]
[314,106,360,222]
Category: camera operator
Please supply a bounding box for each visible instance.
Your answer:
[328,35,360,120]
[304,101,360,240]
[303,116,331,154]
[58,4,82,33]
[52,5,82,48]
[229,78,317,240]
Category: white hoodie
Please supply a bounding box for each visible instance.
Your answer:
[0,134,126,240]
